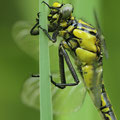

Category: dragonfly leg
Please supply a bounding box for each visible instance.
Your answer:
[50,76,66,89]
[49,43,80,89]
[30,21,39,35]
[51,44,79,89]
[32,74,65,89]
[39,25,58,43]
[59,44,79,85]
[50,47,67,89]
[32,74,39,77]
[37,12,40,18]
[30,20,59,40]
[42,1,59,10]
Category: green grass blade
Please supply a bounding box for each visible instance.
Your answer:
[39,0,53,120]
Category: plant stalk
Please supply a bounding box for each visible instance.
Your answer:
[39,0,53,120]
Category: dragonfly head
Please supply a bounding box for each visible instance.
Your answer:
[48,2,73,31]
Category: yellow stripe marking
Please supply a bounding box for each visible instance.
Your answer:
[75,48,96,64]
[52,2,61,7]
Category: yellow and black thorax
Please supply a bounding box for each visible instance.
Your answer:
[47,3,102,65]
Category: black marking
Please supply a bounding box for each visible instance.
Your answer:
[89,31,96,36]
[100,104,112,111]
[78,27,97,36]
[101,84,106,93]
[77,23,97,36]
[78,23,95,30]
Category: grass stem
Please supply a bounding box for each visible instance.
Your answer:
[39,0,53,120]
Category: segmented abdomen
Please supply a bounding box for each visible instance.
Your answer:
[100,84,117,120]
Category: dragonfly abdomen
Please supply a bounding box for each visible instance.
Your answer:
[81,64,117,120]
[99,84,117,120]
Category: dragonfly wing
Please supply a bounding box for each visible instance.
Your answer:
[12,21,59,60]
[21,68,86,115]
[88,64,103,108]
[94,11,109,59]
[21,76,40,110]
[12,21,39,60]
[52,71,86,115]
[52,83,86,115]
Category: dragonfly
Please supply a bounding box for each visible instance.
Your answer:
[12,15,86,116]
[12,1,117,119]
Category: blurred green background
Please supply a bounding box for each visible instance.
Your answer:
[0,0,120,120]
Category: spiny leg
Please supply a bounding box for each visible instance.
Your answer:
[39,25,58,43]
[59,44,79,85]
[50,46,66,89]
[51,43,79,88]
[59,47,66,85]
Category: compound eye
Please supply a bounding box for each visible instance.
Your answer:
[60,4,73,19]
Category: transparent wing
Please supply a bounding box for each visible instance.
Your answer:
[94,11,109,59]
[12,21,58,60]
[21,76,40,109]
[88,63,103,109]
[21,68,86,115]
[52,67,86,115]
[12,21,39,60]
